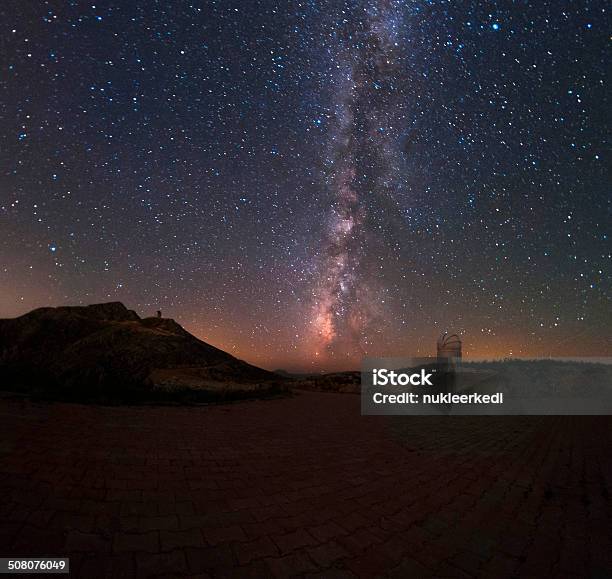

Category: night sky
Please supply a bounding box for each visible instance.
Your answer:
[2,1,610,371]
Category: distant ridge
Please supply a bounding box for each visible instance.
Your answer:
[0,302,282,402]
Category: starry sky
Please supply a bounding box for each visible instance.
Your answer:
[1,0,610,371]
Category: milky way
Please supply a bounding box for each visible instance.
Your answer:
[310,1,408,361]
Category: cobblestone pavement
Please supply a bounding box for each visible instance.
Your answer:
[1,391,611,578]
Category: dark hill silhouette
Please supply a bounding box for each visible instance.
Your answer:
[0,302,282,402]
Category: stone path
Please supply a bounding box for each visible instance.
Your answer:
[0,391,611,578]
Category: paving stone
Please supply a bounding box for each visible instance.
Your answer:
[65,531,111,553]
[203,525,247,546]
[0,394,610,578]
[185,545,234,574]
[264,551,319,577]
[160,529,204,551]
[113,532,159,553]
[308,521,347,542]
[272,528,317,554]
[307,541,350,568]
[135,550,188,577]
[233,536,279,565]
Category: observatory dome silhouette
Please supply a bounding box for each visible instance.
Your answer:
[437,332,462,360]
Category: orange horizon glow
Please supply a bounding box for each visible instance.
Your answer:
[2,298,610,375]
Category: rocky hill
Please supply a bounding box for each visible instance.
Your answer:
[0,302,282,402]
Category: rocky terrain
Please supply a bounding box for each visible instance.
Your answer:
[0,302,283,402]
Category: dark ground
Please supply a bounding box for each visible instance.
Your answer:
[1,390,611,578]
